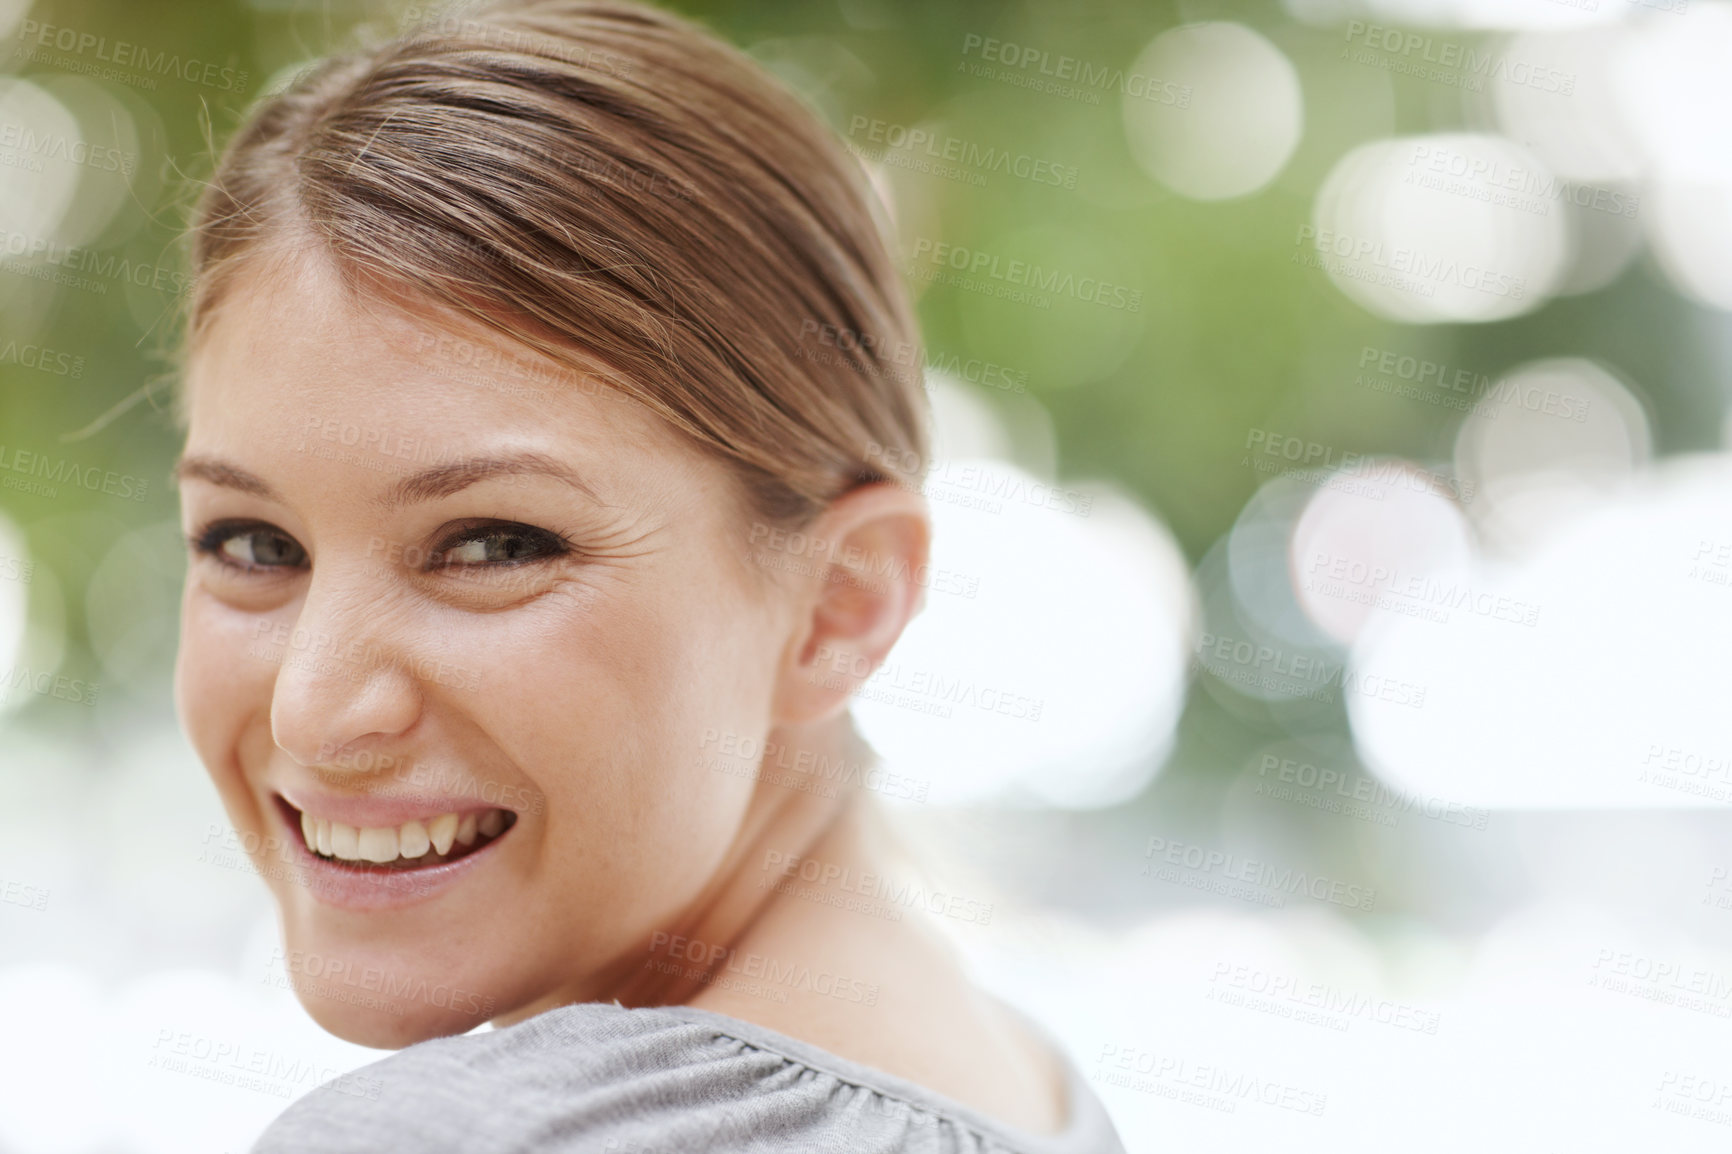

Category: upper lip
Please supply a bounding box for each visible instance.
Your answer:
[275,786,515,829]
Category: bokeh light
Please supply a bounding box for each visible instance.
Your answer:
[1309,133,1571,322]
[853,377,1195,809]
[1123,23,1304,202]
[0,79,84,243]
[1453,357,1652,553]
[1290,466,1474,645]
[1349,453,1732,808]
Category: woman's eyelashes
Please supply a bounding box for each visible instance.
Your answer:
[188,519,574,576]
[191,521,308,573]
[427,522,573,569]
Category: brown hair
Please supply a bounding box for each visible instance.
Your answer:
[184,0,929,526]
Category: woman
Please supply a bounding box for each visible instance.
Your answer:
[173,1,1126,1149]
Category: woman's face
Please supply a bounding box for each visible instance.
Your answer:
[175,250,797,1046]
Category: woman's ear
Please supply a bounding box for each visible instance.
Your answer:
[766,482,932,726]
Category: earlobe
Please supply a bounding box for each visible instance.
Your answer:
[769,483,931,726]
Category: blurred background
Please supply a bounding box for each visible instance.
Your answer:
[4,0,1732,1149]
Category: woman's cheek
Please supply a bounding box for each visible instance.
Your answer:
[175,586,271,807]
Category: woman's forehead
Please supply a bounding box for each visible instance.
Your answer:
[188,251,643,436]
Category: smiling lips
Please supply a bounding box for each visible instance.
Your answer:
[283,797,516,870]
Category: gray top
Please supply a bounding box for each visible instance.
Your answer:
[250,1001,1126,1153]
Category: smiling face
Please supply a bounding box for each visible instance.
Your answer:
[174,246,803,1046]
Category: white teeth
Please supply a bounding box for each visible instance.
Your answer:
[428,813,458,856]
[398,820,431,859]
[298,807,509,862]
[330,822,360,860]
[358,825,399,863]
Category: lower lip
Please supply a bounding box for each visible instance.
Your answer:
[269,796,511,912]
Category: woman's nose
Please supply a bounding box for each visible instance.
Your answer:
[266,575,425,768]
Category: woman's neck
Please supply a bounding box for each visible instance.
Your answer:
[503,713,1071,1136]
[602,713,870,1008]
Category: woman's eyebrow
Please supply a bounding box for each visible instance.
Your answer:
[172,452,602,507]
[382,453,602,509]
[173,455,279,499]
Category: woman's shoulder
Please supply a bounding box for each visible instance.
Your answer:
[250,1001,1125,1154]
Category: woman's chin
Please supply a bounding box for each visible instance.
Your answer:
[299,993,492,1050]
[273,928,510,1049]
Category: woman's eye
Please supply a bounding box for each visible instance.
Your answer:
[432,524,568,568]
[193,524,308,571]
